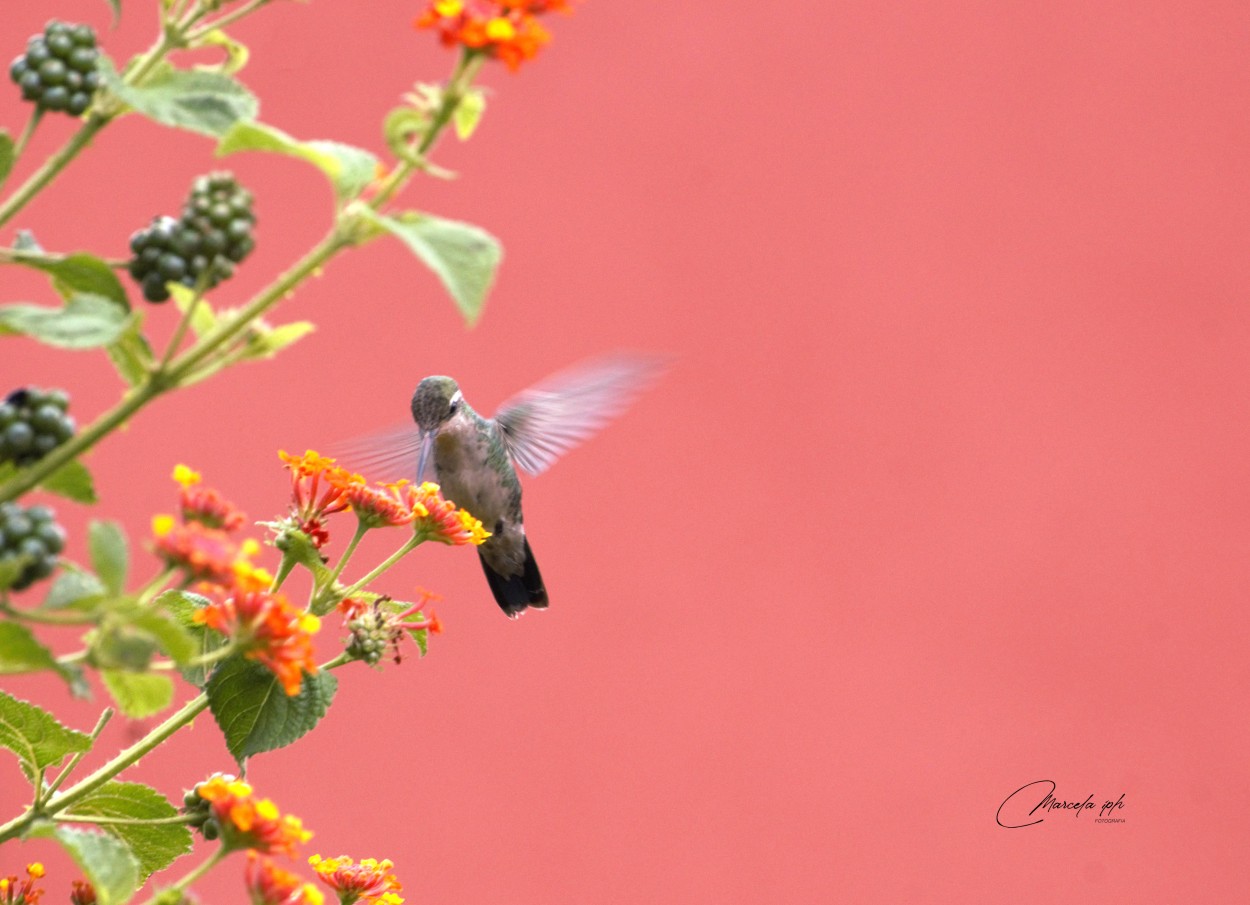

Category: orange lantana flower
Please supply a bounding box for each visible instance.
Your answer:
[193,590,320,695]
[415,0,576,70]
[247,853,324,905]
[407,483,490,545]
[279,450,359,548]
[196,775,312,856]
[0,864,45,905]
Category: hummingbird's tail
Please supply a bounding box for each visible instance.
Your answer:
[479,536,548,617]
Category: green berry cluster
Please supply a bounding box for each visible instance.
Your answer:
[347,610,395,666]
[0,387,75,466]
[128,173,258,303]
[181,786,220,840]
[8,21,100,116]
[0,502,66,591]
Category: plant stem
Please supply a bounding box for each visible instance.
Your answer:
[337,534,423,602]
[0,115,109,231]
[325,522,368,588]
[11,111,43,164]
[145,847,228,905]
[0,247,129,269]
[158,278,210,370]
[187,0,273,41]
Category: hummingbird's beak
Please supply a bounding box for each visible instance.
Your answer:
[415,429,435,483]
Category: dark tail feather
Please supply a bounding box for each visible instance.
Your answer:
[479,537,548,617]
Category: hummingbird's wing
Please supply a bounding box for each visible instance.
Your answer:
[493,355,664,477]
[329,424,422,482]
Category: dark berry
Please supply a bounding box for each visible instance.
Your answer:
[0,502,64,591]
[0,386,76,466]
[11,21,100,116]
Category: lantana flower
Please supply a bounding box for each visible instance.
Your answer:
[309,855,403,905]
[279,450,359,549]
[338,479,416,530]
[195,775,312,855]
[68,880,94,905]
[0,864,44,905]
[415,0,575,70]
[175,464,247,531]
[247,853,325,905]
[340,590,442,666]
[193,589,320,695]
[407,483,490,545]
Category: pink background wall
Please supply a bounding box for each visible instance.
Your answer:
[3,0,1249,900]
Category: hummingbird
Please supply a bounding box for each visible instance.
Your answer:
[387,356,660,617]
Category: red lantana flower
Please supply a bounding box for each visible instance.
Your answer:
[195,775,312,856]
[247,853,325,905]
[415,0,576,70]
[0,864,44,905]
[279,450,360,548]
[308,855,403,905]
[407,482,490,545]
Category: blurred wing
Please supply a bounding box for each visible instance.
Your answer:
[329,423,424,483]
[494,355,665,477]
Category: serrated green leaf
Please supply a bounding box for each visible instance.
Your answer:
[242,321,314,360]
[363,210,501,326]
[107,322,154,386]
[89,521,129,595]
[100,57,258,138]
[198,28,249,74]
[217,120,378,200]
[66,781,192,880]
[0,130,14,188]
[17,253,131,308]
[0,689,91,781]
[40,459,97,504]
[43,567,107,610]
[91,624,155,671]
[206,655,337,767]
[31,825,139,905]
[0,622,60,674]
[168,283,218,338]
[0,294,131,348]
[454,88,486,140]
[101,670,174,718]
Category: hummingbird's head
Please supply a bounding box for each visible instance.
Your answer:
[410,376,463,430]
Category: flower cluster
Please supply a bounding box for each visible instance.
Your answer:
[68,880,94,905]
[415,0,575,70]
[0,864,44,905]
[193,775,312,856]
[247,853,325,905]
[194,589,320,695]
[309,855,403,905]
[341,590,442,666]
[153,464,271,593]
[279,450,357,549]
[408,482,491,545]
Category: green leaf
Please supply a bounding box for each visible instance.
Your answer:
[18,253,131,308]
[107,321,154,386]
[43,566,107,610]
[130,610,196,664]
[160,590,222,687]
[242,321,315,360]
[66,781,192,881]
[31,825,140,905]
[13,230,42,252]
[0,623,60,674]
[217,120,378,200]
[90,622,156,672]
[0,553,30,592]
[100,57,258,138]
[0,689,91,781]
[0,130,13,188]
[169,283,218,338]
[101,670,174,718]
[206,655,337,768]
[40,459,98,504]
[363,210,501,326]
[89,521,129,595]
[454,88,486,141]
[198,28,249,74]
[0,293,131,348]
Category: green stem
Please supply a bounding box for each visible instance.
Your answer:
[148,643,235,671]
[38,709,113,803]
[158,277,211,370]
[187,0,273,41]
[0,247,129,269]
[145,847,228,905]
[11,111,43,164]
[137,566,178,606]
[0,115,109,231]
[337,533,423,602]
[0,602,96,625]
[325,522,369,588]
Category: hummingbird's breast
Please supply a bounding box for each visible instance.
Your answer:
[431,415,521,533]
